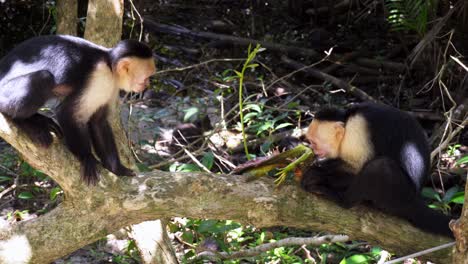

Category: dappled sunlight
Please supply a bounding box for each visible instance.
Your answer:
[0,234,32,263]
[0,114,12,134]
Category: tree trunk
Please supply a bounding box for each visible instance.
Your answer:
[56,0,78,35]
[451,177,468,264]
[81,1,178,263]
[84,0,124,46]
[129,220,179,264]
[0,114,453,263]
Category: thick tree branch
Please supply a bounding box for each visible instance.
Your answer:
[0,114,452,263]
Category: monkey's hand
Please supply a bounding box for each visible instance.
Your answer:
[274,148,313,186]
[110,164,136,177]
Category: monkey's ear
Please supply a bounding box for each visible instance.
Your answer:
[334,122,345,143]
[116,58,131,75]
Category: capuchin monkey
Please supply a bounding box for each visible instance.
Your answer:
[0,35,156,185]
[301,103,453,238]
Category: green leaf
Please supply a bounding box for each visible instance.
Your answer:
[450,192,465,204]
[244,104,262,113]
[443,186,460,202]
[177,164,201,172]
[243,112,258,122]
[201,152,214,170]
[183,107,199,122]
[275,123,293,130]
[246,63,259,69]
[197,219,220,233]
[234,70,243,78]
[421,187,441,201]
[287,101,299,109]
[257,121,274,135]
[456,156,468,165]
[340,254,371,264]
[0,176,12,182]
[49,187,62,201]
[18,192,34,199]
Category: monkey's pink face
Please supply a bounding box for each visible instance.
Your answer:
[132,75,152,93]
[306,120,344,159]
[130,58,156,93]
[117,57,156,93]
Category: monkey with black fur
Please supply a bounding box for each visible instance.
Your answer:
[301,102,453,238]
[0,35,156,185]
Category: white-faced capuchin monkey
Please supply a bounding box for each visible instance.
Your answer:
[0,35,156,185]
[301,102,453,238]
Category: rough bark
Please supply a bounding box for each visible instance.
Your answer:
[82,1,177,262]
[0,114,453,263]
[56,0,78,35]
[452,176,468,264]
[84,0,124,46]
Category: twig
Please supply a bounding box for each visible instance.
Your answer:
[174,138,211,173]
[0,164,19,177]
[127,0,144,41]
[281,55,377,102]
[305,0,350,16]
[383,242,455,264]
[450,55,468,72]
[155,58,245,75]
[0,184,16,199]
[190,235,349,262]
[265,54,330,91]
[408,6,457,67]
[354,58,405,73]
[431,117,468,161]
[323,51,361,74]
[143,19,320,58]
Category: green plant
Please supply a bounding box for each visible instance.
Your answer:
[447,144,461,156]
[422,186,465,214]
[456,155,468,166]
[169,152,215,172]
[235,44,265,160]
[240,102,293,138]
[384,0,438,36]
[7,210,29,221]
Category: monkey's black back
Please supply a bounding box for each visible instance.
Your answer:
[0,35,108,90]
[347,103,430,190]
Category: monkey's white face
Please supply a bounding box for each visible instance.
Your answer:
[116,57,156,93]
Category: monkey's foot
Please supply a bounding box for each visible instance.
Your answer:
[13,114,62,148]
[111,164,136,177]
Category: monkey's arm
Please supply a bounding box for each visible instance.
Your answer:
[88,106,134,176]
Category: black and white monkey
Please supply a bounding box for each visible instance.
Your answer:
[0,35,156,185]
[302,103,453,237]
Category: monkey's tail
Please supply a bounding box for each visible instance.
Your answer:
[404,198,453,238]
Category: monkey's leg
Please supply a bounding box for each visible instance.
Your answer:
[0,71,60,147]
[88,106,134,177]
[57,104,99,185]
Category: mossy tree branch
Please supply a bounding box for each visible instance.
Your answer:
[0,114,452,263]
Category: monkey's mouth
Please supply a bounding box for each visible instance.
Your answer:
[134,84,147,92]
